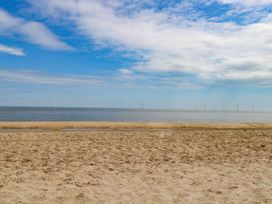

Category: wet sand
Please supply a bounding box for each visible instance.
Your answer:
[0,122,271,203]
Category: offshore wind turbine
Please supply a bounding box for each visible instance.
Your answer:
[235,104,240,112]
[202,103,206,111]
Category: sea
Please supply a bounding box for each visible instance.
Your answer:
[0,107,272,123]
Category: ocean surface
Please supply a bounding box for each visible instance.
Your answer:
[0,107,272,123]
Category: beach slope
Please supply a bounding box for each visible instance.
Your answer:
[0,122,271,203]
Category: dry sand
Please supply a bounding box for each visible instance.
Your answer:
[0,122,271,203]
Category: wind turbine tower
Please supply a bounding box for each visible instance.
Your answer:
[235,104,240,112]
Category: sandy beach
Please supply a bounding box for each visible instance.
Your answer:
[0,122,271,203]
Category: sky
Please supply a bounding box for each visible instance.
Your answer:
[0,0,272,110]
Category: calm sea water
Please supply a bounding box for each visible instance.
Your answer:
[0,107,272,123]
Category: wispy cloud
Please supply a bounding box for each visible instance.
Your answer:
[0,69,102,85]
[0,9,72,51]
[216,0,272,7]
[211,0,272,23]
[0,44,25,56]
[0,68,206,89]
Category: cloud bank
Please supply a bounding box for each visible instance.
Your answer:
[26,0,272,85]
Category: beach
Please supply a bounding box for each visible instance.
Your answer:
[0,122,271,203]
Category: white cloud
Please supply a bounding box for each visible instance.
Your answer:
[0,69,102,85]
[217,0,272,6]
[0,44,25,56]
[0,9,72,50]
[118,69,133,75]
[28,0,272,84]
[0,68,206,89]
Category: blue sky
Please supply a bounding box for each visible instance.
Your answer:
[1,0,272,110]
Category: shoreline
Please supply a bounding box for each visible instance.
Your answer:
[0,121,272,130]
